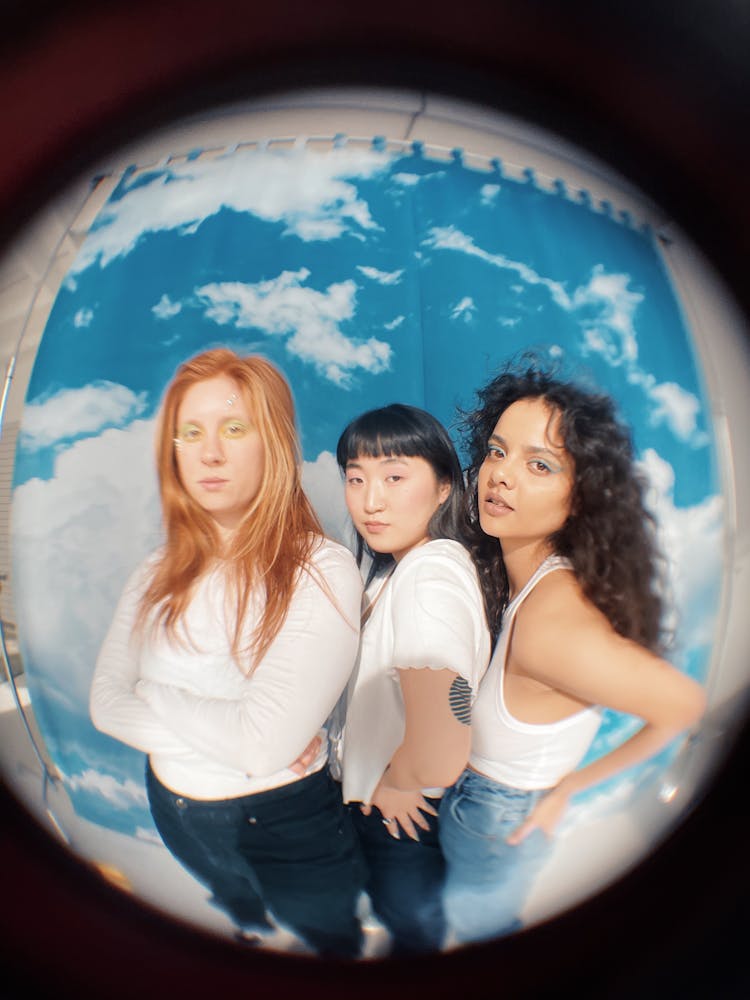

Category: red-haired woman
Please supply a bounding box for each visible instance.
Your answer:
[90,348,364,958]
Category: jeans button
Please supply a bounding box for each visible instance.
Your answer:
[175,797,186,809]
[248,817,257,825]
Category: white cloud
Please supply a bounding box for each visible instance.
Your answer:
[423,226,569,307]
[384,315,405,331]
[356,265,403,285]
[291,216,349,241]
[480,183,501,205]
[451,296,476,322]
[196,268,391,387]
[572,266,642,365]
[70,146,390,274]
[74,307,94,328]
[302,450,352,544]
[152,294,182,319]
[19,381,148,451]
[423,226,707,448]
[12,418,162,711]
[63,767,149,809]
[645,380,708,445]
[392,172,421,187]
[638,448,724,651]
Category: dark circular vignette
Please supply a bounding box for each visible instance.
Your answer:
[0,1,749,997]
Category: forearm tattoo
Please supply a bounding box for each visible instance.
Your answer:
[448,676,472,725]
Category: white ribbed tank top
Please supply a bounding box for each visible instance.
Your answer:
[469,555,601,790]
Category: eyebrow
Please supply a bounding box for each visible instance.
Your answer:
[177,413,250,426]
[488,433,564,461]
[346,455,411,469]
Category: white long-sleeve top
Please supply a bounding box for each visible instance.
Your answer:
[90,537,362,800]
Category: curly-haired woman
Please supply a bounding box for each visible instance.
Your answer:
[439,364,706,945]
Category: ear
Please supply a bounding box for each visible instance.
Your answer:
[438,479,452,505]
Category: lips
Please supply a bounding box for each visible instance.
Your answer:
[199,478,229,491]
[483,493,514,515]
[363,521,389,533]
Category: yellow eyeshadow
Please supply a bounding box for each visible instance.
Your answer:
[220,420,249,438]
[174,420,251,443]
[176,423,202,442]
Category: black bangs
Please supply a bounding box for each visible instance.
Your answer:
[336,404,442,470]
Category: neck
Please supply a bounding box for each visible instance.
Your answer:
[213,521,236,556]
[500,538,554,600]
[392,535,430,563]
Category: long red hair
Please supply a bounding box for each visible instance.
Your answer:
[137,348,324,672]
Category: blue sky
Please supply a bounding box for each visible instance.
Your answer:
[11,142,723,837]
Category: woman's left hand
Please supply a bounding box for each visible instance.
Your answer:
[364,781,437,842]
[506,785,570,845]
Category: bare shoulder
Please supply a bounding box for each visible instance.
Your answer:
[511,568,614,679]
[508,565,705,722]
[519,567,600,628]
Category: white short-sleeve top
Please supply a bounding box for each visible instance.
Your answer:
[342,538,491,804]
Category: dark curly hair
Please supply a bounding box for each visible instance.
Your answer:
[460,363,667,653]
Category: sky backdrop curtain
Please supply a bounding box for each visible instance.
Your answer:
[10,138,722,837]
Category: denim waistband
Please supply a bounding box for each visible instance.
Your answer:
[458,767,553,796]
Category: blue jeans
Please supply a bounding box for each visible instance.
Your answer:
[146,763,365,958]
[350,797,446,955]
[439,769,550,944]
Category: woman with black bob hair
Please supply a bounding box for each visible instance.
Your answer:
[340,403,465,582]
[439,362,706,946]
[335,403,490,956]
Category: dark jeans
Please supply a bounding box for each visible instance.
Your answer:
[146,763,365,959]
[350,797,447,956]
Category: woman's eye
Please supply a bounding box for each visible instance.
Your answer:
[221,422,248,439]
[487,446,505,460]
[530,459,552,474]
[178,425,202,443]
[386,475,403,483]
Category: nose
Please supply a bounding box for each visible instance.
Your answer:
[363,481,385,513]
[200,430,226,466]
[486,457,514,489]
